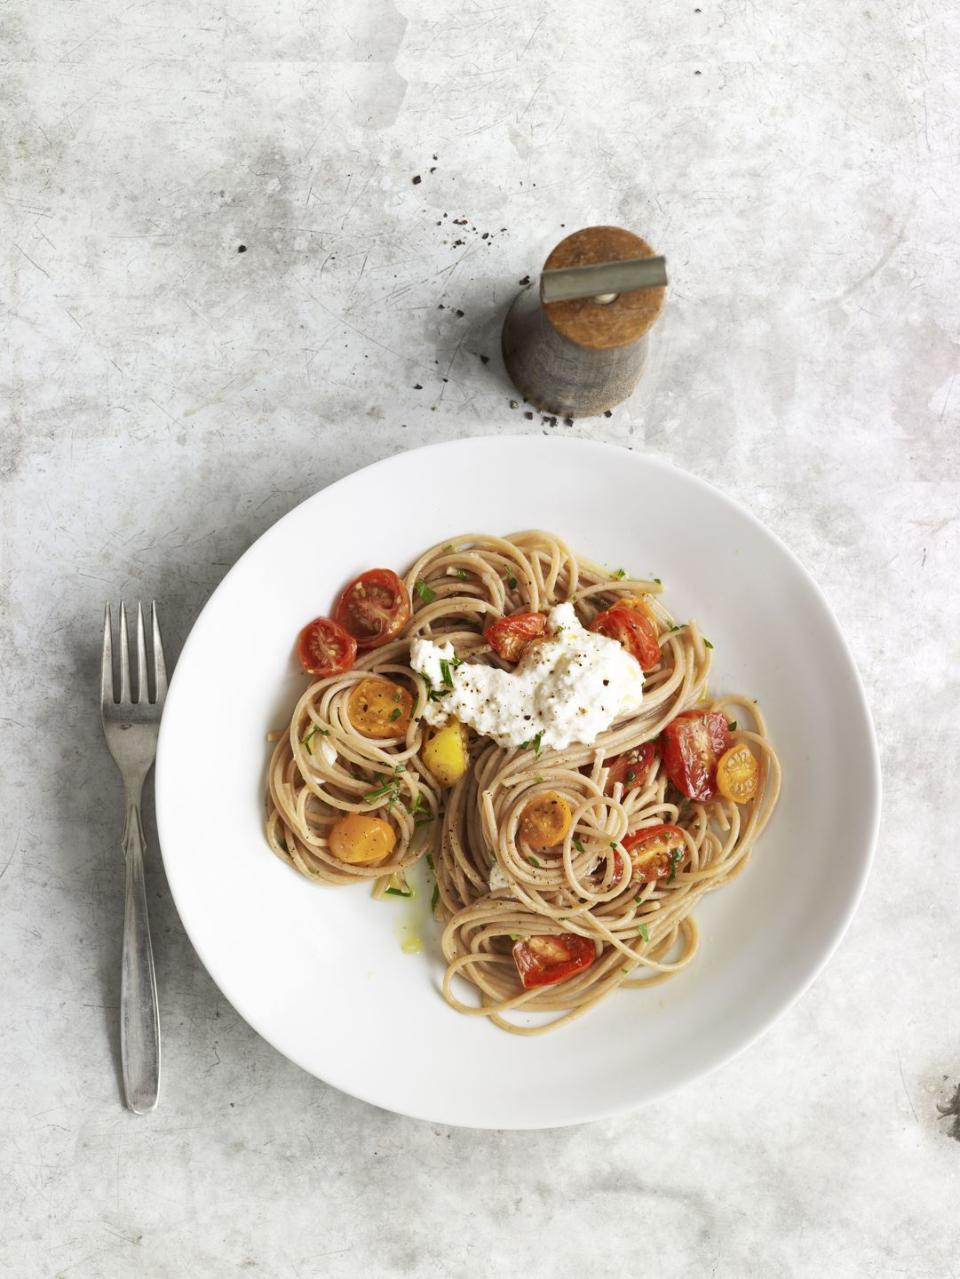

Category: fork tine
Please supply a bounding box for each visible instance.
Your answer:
[118,601,131,703]
[151,602,167,704]
[134,602,148,704]
[101,604,114,705]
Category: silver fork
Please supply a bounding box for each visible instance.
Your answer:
[100,601,167,1114]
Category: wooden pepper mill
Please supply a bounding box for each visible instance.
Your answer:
[501,226,668,418]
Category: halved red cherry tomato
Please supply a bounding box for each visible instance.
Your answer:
[590,602,661,671]
[334,569,411,649]
[661,710,731,801]
[606,741,658,793]
[607,849,628,883]
[512,933,595,989]
[297,617,357,677]
[623,823,686,884]
[485,611,548,662]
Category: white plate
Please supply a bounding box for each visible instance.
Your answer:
[155,436,880,1129]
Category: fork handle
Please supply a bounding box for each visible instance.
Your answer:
[121,797,161,1113]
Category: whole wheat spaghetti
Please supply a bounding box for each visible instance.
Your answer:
[266,531,780,1033]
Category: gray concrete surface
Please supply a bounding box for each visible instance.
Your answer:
[2,1,958,1275]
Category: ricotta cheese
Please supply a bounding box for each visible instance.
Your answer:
[409,602,643,751]
[488,863,511,891]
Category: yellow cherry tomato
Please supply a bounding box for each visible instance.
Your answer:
[328,813,397,864]
[519,791,572,849]
[716,744,759,804]
[422,720,470,787]
[347,677,412,739]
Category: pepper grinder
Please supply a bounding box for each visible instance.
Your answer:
[501,225,668,418]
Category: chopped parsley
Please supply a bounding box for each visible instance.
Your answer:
[613,568,627,579]
[667,849,683,883]
[527,854,541,867]
[407,792,434,826]
[384,885,412,898]
[430,884,439,913]
[638,923,650,943]
[703,638,714,649]
[653,577,662,585]
[389,707,402,721]
[610,841,619,850]
[301,724,326,751]
[505,574,518,590]
[668,624,681,633]
[439,658,455,689]
[414,578,437,604]
[442,543,456,552]
[454,568,468,580]
[573,837,585,853]
[519,730,544,756]
[362,777,400,805]
[728,720,737,731]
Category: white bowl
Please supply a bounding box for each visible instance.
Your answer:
[155,436,880,1129]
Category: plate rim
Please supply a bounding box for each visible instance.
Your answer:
[155,434,882,1129]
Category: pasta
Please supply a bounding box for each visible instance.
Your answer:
[266,531,780,1034]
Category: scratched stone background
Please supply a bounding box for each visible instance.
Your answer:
[2,1,959,1276]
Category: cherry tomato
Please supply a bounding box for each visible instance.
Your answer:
[605,741,658,793]
[716,744,759,803]
[589,845,628,885]
[347,677,413,739]
[623,823,687,883]
[608,854,631,885]
[590,602,661,671]
[661,710,731,801]
[297,617,357,678]
[335,569,411,649]
[625,594,657,620]
[512,933,595,989]
[485,611,548,662]
[519,792,572,849]
[328,813,396,864]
